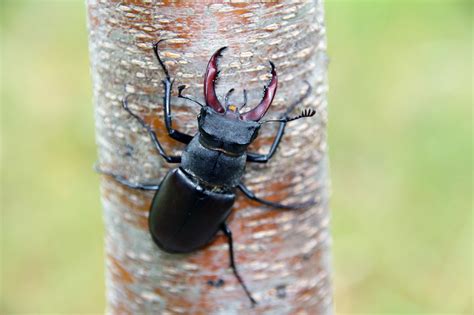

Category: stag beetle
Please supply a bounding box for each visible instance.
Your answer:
[97,40,316,306]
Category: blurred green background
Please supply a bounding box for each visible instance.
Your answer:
[1,0,471,313]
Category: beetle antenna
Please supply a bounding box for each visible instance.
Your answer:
[260,81,313,124]
[224,88,235,107]
[283,80,312,117]
[239,89,248,110]
[178,85,204,108]
[260,108,316,124]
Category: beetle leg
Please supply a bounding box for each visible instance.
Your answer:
[95,166,160,191]
[246,81,312,163]
[153,41,194,145]
[123,95,181,164]
[246,121,286,163]
[163,78,194,144]
[238,183,317,210]
[221,223,257,307]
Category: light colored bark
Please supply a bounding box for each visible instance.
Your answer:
[87,1,331,314]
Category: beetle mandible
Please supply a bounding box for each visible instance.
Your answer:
[97,40,316,306]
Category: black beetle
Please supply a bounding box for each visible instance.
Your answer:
[97,40,316,306]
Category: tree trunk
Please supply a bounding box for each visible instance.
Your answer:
[87,1,331,314]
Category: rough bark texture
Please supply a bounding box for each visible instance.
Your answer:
[87,1,331,314]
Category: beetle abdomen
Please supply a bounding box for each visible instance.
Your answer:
[149,168,235,253]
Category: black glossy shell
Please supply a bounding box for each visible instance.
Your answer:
[149,168,235,253]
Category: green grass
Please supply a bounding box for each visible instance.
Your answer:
[1,0,472,313]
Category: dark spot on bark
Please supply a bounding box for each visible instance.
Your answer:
[302,252,312,261]
[124,144,134,157]
[207,278,225,287]
[276,284,286,299]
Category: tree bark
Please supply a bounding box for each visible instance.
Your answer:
[87,1,331,314]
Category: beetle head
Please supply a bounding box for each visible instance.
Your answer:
[198,107,260,156]
[198,47,282,155]
[198,48,316,156]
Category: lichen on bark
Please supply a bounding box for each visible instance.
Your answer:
[87,1,332,314]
